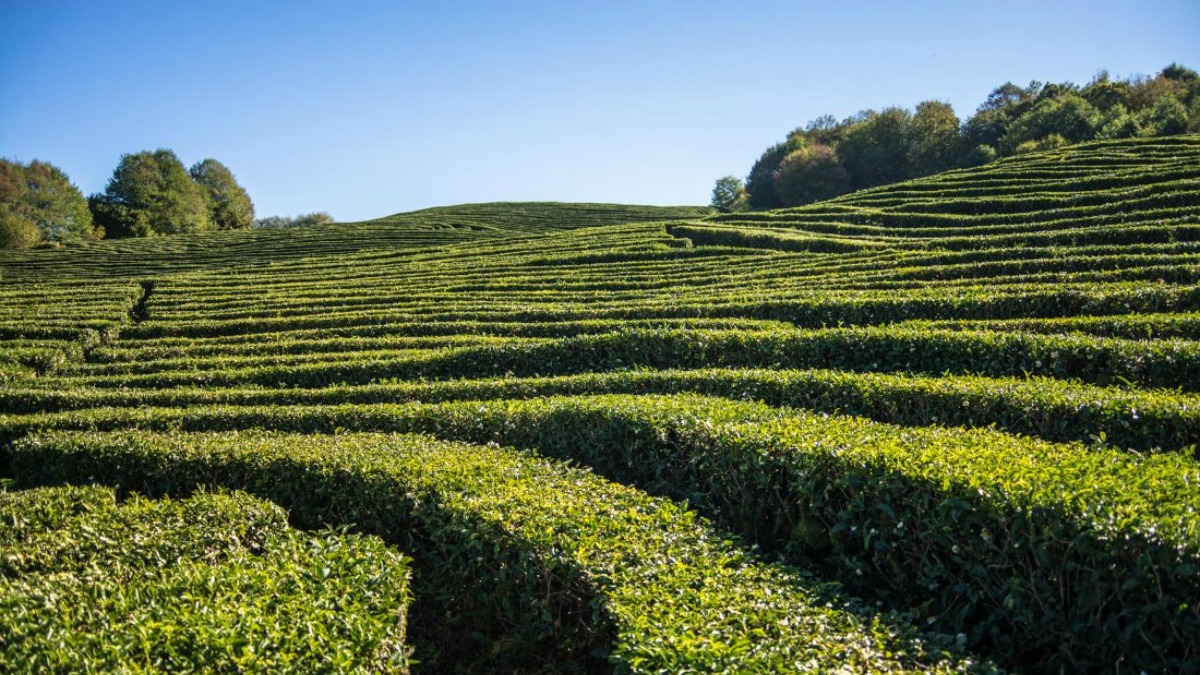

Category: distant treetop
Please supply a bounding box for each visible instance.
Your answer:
[0,158,99,249]
[189,159,255,231]
[722,63,1200,211]
[253,212,335,229]
[85,150,257,240]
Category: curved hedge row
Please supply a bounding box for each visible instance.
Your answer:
[9,430,989,675]
[54,327,1200,392]
[4,367,1197,453]
[0,485,412,673]
[2,395,1195,672]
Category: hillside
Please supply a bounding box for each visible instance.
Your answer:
[0,202,709,281]
[1,136,1199,673]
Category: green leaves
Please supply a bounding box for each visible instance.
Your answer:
[9,430,990,674]
[0,485,411,673]
[190,159,255,231]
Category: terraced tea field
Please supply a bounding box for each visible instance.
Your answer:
[2,138,1199,673]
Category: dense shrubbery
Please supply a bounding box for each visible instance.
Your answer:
[89,150,260,239]
[0,484,412,672]
[253,211,336,228]
[189,158,256,230]
[726,63,1200,209]
[3,395,1195,672]
[0,159,99,249]
[0,150,259,245]
[9,430,993,674]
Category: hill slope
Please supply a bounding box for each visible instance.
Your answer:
[0,201,709,281]
[1,137,1199,674]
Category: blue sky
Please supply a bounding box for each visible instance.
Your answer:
[2,1,1198,222]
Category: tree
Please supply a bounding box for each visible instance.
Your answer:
[189,159,255,230]
[999,94,1100,153]
[745,137,804,209]
[801,115,844,147]
[89,149,211,238]
[710,176,746,212]
[1161,63,1200,83]
[293,212,334,227]
[772,144,850,206]
[1082,77,1131,113]
[0,212,41,249]
[836,107,913,190]
[1095,104,1141,139]
[958,144,997,168]
[0,159,97,248]
[907,101,963,177]
[963,82,1039,150]
[253,212,335,229]
[1138,94,1190,136]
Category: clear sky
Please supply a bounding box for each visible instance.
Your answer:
[2,0,1198,222]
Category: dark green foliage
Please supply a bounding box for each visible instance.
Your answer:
[1081,76,1131,111]
[744,138,802,209]
[709,175,746,212]
[907,101,964,176]
[1140,93,1190,135]
[837,107,913,190]
[189,159,255,230]
[0,159,96,248]
[772,143,850,206]
[999,95,1100,152]
[957,144,997,168]
[741,65,1196,209]
[90,149,211,238]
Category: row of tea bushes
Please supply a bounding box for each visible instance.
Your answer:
[52,327,1200,392]
[9,430,992,674]
[0,484,411,673]
[4,367,1197,453]
[3,394,1194,671]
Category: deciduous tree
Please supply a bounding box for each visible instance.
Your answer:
[710,176,746,212]
[907,101,963,177]
[0,159,97,248]
[90,149,211,238]
[772,144,849,206]
[837,107,912,190]
[189,159,255,230]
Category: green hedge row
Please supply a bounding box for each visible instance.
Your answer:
[907,312,1200,340]
[87,333,529,363]
[8,430,987,674]
[5,367,1197,453]
[378,394,1199,673]
[3,396,1194,671]
[59,327,1200,392]
[0,344,82,373]
[0,485,412,673]
[666,224,893,254]
[67,346,439,377]
[117,280,1200,339]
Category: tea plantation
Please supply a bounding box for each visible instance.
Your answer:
[1,137,1198,673]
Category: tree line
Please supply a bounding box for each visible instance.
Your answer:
[713,63,1200,211]
[1,149,331,250]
